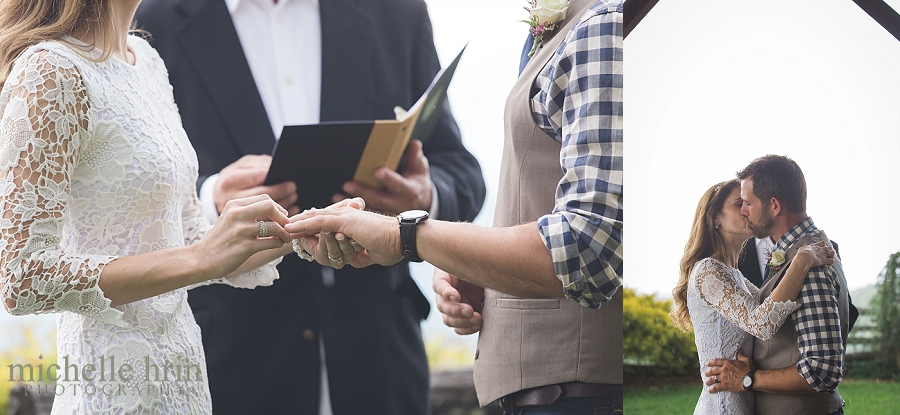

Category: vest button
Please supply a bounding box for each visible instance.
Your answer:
[303,329,317,343]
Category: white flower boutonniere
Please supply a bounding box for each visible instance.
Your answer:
[766,249,787,272]
[523,0,569,57]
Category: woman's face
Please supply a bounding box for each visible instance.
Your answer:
[716,186,753,239]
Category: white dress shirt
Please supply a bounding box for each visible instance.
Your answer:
[754,236,776,279]
[200,0,322,222]
[203,2,332,414]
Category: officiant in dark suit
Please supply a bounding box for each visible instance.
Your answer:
[134,1,486,414]
[738,237,771,288]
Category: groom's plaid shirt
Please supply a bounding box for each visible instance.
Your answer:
[774,217,845,392]
[532,1,623,309]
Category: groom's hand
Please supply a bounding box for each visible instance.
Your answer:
[433,269,484,335]
[705,349,753,393]
[286,200,403,267]
[334,140,433,215]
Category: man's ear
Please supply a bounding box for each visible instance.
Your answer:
[769,197,782,216]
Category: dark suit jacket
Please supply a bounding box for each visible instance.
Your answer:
[738,238,765,288]
[134,1,486,414]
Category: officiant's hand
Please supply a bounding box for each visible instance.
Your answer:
[433,269,484,335]
[705,349,754,393]
[215,155,300,216]
[333,140,432,215]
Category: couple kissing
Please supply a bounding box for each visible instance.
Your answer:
[672,155,849,415]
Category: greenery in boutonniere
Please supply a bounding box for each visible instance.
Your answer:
[523,0,569,57]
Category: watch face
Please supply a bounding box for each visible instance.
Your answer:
[742,375,752,387]
[398,210,429,221]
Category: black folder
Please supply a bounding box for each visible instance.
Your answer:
[264,45,466,211]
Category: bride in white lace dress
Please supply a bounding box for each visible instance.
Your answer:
[669,180,834,415]
[0,1,298,413]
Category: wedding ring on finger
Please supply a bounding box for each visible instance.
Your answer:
[292,239,315,262]
[258,221,269,238]
[327,252,344,265]
[714,375,720,384]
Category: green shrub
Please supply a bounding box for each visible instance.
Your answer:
[623,288,697,378]
[0,326,56,415]
[872,252,900,379]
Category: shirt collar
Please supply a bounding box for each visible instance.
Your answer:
[755,237,774,249]
[225,0,242,14]
[775,217,817,252]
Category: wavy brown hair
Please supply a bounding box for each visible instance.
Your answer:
[670,179,743,332]
[0,0,117,87]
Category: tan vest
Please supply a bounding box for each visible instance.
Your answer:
[471,0,623,405]
[754,231,848,415]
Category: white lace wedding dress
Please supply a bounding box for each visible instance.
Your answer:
[0,36,280,414]
[687,258,799,415]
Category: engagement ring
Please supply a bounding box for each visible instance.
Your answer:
[258,221,268,238]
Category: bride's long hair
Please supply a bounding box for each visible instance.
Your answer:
[670,179,741,332]
[0,0,117,87]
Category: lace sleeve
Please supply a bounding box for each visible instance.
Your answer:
[693,258,799,341]
[741,274,760,298]
[181,185,281,290]
[0,50,123,326]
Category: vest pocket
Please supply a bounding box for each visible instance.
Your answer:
[495,298,561,310]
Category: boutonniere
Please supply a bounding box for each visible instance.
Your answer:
[766,249,787,271]
[523,0,569,57]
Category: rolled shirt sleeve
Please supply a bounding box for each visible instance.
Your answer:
[792,264,844,392]
[773,218,845,392]
[532,2,623,308]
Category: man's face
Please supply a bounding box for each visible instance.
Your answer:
[740,179,774,239]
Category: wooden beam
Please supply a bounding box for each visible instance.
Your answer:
[852,0,900,42]
[624,0,660,39]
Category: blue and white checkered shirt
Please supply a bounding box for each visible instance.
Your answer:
[774,217,844,392]
[532,1,623,309]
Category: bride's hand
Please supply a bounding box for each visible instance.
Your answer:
[192,194,291,279]
[796,241,835,269]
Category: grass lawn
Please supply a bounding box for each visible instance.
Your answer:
[624,377,900,414]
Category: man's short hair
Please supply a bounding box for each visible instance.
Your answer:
[736,154,807,213]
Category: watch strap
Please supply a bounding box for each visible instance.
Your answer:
[400,220,423,262]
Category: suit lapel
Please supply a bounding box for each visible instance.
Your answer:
[743,242,762,283]
[173,0,276,155]
[319,0,375,122]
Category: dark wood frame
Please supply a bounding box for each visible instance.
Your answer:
[624,0,900,42]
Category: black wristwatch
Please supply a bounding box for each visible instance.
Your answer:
[742,369,757,391]
[398,210,429,262]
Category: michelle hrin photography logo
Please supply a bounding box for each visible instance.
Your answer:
[6,354,204,397]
